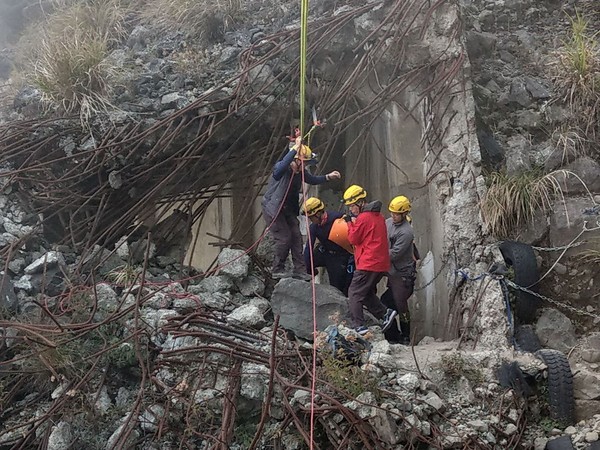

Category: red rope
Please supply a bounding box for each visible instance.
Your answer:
[300,158,318,449]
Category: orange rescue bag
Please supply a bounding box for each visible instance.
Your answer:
[328,218,354,254]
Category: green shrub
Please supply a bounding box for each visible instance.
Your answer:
[440,352,484,385]
[320,354,380,399]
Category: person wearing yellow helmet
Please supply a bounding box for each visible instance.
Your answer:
[261,137,341,279]
[382,195,418,345]
[342,185,397,335]
[301,197,353,295]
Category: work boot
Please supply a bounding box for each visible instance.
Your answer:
[383,315,403,343]
[399,320,411,345]
[381,309,398,333]
[354,326,369,336]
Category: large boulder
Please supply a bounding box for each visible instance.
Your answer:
[270,278,350,340]
[535,308,577,353]
[549,197,597,251]
[217,248,250,279]
[573,368,600,400]
[561,157,600,195]
[580,333,600,363]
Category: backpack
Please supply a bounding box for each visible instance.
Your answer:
[325,325,372,365]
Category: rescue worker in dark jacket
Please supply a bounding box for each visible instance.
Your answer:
[343,185,397,335]
[261,141,341,278]
[383,195,418,344]
[302,197,353,295]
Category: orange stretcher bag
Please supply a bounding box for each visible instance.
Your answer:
[328,218,354,254]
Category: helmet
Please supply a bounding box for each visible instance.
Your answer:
[293,144,317,163]
[302,197,325,216]
[343,185,367,206]
[389,195,411,214]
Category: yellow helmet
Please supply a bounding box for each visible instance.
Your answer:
[343,185,367,206]
[293,143,316,162]
[389,195,411,214]
[302,197,325,216]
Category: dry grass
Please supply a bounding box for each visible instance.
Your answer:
[552,11,600,146]
[577,249,600,265]
[140,0,244,43]
[481,169,590,238]
[550,126,590,165]
[16,0,127,122]
[577,238,600,265]
[32,37,116,118]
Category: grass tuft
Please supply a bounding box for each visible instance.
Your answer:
[550,126,590,165]
[32,37,116,117]
[481,169,590,238]
[552,10,600,150]
[106,264,140,286]
[16,0,127,122]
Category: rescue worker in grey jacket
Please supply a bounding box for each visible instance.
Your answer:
[384,195,418,344]
[261,139,341,278]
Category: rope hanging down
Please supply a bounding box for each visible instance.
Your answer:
[297,0,318,448]
[299,0,309,139]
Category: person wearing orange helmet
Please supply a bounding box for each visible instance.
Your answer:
[261,140,341,278]
[383,195,418,344]
[301,197,353,295]
[343,185,397,335]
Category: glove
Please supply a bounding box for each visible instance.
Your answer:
[343,214,352,223]
[326,171,341,180]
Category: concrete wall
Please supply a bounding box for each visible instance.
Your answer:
[341,99,449,339]
[183,93,467,341]
[185,198,233,270]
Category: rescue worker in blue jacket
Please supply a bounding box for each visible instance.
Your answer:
[261,141,341,278]
[302,197,353,295]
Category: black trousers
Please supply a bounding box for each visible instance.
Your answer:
[307,249,352,296]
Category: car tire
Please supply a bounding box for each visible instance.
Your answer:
[535,349,575,425]
[514,325,542,353]
[498,241,541,324]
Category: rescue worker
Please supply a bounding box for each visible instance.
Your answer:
[384,195,417,345]
[302,197,353,295]
[261,140,341,278]
[343,185,397,335]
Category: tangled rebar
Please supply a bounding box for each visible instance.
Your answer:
[0,0,464,272]
[0,0,495,448]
